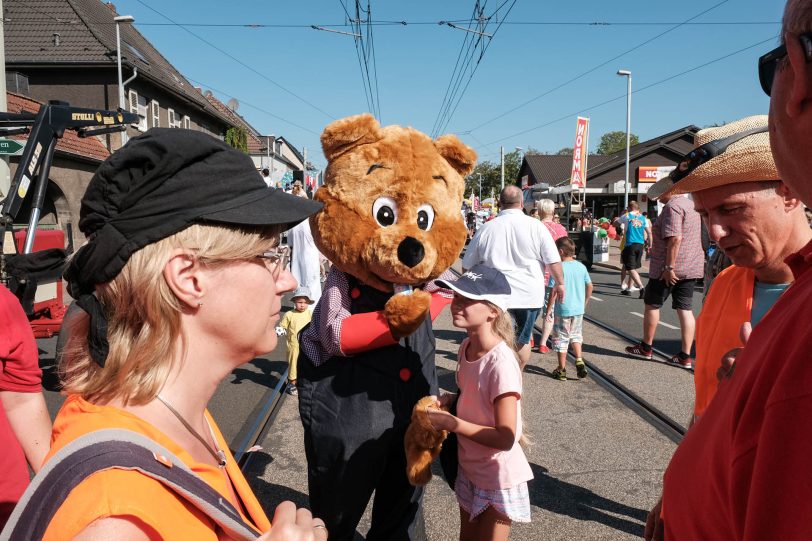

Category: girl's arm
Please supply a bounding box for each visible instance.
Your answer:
[428,393,519,452]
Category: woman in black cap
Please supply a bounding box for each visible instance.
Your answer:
[9,129,325,540]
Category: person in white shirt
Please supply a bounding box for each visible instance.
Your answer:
[462,185,565,370]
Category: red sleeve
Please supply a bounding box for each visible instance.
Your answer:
[339,292,451,356]
[0,286,42,392]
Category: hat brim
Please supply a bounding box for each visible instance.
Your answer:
[434,279,508,312]
[199,187,322,230]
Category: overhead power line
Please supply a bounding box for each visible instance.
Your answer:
[132,0,336,121]
[476,35,777,153]
[461,0,733,135]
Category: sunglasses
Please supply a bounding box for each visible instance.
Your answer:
[758,33,812,96]
[669,126,768,183]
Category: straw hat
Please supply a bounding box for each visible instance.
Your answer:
[648,115,778,200]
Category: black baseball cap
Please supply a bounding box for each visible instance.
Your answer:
[65,128,321,297]
[435,264,512,311]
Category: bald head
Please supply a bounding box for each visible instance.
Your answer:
[499,185,523,209]
[783,0,812,36]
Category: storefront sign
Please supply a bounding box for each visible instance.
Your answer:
[570,117,590,188]
[637,166,675,182]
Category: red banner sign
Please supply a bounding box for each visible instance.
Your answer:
[570,117,590,188]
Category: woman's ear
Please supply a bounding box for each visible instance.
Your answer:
[163,249,204,309]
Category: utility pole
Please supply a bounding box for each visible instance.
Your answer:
[617,70,632,209]
[478,173,482,206]
[500,146,504,190]
[0,0,9,200]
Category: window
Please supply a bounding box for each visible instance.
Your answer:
[128,90,148,131]
[150,100,160,128]
[182,115,191,130]
[167,108,182,128]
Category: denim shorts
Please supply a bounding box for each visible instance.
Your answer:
[508,308,541,346]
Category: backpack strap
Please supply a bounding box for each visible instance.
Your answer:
[0,429,261,541]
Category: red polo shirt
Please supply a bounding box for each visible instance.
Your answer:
[662,239,812,540]
[0,286,43,526]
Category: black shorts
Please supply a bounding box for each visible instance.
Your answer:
[621,243,644,270]
[644,278,697,310]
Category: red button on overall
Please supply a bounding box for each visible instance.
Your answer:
[399,368,411,382]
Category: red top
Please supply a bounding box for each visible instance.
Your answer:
[662,239,812,540]
[0,286,43,526]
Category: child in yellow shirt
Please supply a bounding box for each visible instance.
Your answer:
[277,287,314,396]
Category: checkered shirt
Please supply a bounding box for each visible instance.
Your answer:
[300,267,454,367]
[649,195,704,280]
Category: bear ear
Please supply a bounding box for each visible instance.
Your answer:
[434,134,477,177]
[321,113,383,161]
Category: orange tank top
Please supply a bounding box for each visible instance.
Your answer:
[41,395,271,540]
[693,265,754,419]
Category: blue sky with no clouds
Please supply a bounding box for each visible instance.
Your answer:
[112,0,784,169]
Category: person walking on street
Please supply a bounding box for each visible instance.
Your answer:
[463,186,565,371]
[536,199,569,354]
[277,287,315,397]
[620,200,650,296]
[545,237,593,381]
[625,193,703,367]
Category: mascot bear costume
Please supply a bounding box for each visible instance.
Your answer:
[298,113,475,540]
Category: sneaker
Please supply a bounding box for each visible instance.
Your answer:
[621,289,631,296]
[575,359,588,379]
[638,286,646,299]
[668,354,693,370]
[625,344,653,360]
[551,367,567,381]
[538,344,551,354]
[286,383,298,396]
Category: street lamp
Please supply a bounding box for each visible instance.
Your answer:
[115,15,135,143]
[617,69,632,209]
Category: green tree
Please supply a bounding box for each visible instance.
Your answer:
[225,126,248,152]
[597,131,639,155]
[555,147,573,156]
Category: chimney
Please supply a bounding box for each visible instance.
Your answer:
[106,3,117,14]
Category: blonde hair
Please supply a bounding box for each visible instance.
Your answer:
[488,306,529,448]
[536,199,556,220]
[61,223,283,406]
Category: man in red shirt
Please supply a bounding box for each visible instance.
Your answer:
[649,2,812,539]
[0,285,52,526]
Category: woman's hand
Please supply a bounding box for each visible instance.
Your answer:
[426,408,457,432]
[260,501,328,540]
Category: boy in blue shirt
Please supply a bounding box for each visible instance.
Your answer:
[545,236,593,380]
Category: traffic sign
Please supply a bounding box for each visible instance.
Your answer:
[0,139,24,155]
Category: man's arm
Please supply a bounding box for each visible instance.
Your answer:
[663,236,682,285]
[0,391,51,472]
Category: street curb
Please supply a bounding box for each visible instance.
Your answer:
[593,261,623,271]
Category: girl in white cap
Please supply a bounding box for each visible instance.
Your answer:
[429,264,533,540]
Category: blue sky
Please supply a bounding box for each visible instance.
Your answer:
[113,0,784,169]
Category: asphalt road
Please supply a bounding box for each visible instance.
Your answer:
[584,266,704,357]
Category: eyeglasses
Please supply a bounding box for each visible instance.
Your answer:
[669,126,768,184]
[758,33,812,96]
[256,246,289,278]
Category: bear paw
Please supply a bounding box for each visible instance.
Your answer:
[385,289,432,340]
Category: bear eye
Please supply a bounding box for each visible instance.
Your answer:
[417,204,435,231]
[372,197,398,227]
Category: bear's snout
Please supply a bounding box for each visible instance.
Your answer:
[397,237,425,268]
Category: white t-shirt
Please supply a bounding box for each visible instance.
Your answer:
[462,209,561,309]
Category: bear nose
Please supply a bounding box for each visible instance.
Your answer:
[397,236,425,268]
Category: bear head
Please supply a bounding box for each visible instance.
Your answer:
[312,113,476,292]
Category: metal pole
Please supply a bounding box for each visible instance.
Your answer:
[478,173,482,205]
[500,146,504,189]
[623,74,632,209]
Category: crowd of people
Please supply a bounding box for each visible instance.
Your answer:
[1,1,812,539]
